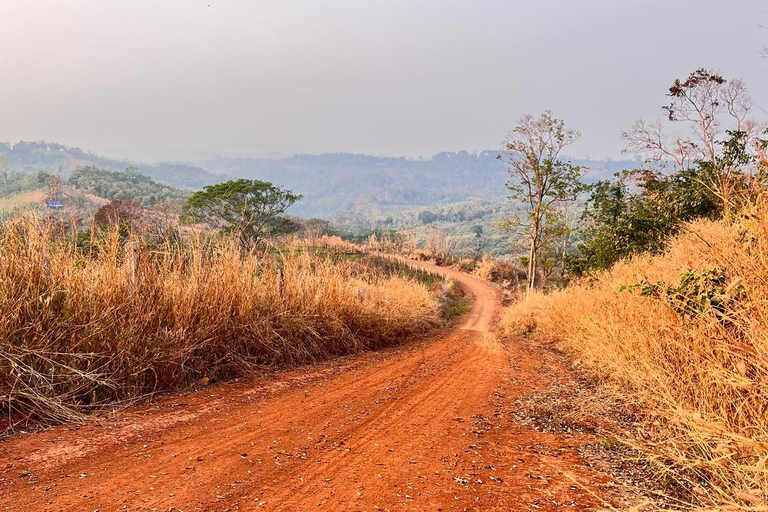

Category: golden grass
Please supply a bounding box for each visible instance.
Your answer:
[501,198,768,509]
[0,190,45,212]
[287,233,360,252]
[0,215,438,430]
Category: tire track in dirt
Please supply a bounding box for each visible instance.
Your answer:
[0,260,620,511]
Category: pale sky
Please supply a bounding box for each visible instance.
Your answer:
[1,0,766,161]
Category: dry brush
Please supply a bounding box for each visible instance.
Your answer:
[0,215,439,432]
[501,196,768,508]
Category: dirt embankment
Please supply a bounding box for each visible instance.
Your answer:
[0,262,628,511]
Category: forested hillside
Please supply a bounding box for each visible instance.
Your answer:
[68,166,189,206]
[0,141,222,189]
[200,152,634,218]
[0,141,634,217]
[0,140,637,255]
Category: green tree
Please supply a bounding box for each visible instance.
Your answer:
[567,130,764,276]
[565,176,673,275]
[181,179,302,246]
[418,210,438,225]
[568,67,766,277]
[499,111,586,293]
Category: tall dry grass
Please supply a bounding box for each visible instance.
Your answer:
[0,215,438,431]
[501,197,768,508]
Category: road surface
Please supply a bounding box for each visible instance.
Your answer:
[0,262,615,511]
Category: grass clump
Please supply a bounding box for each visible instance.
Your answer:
[0,215,439,433]
[439,281,472,322]
[500,195,768,508]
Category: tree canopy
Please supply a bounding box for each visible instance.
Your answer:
[499,111,586,291]
[181,179,302,245]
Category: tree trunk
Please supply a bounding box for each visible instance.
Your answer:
[561,210,569,276]
[526,226,538,297]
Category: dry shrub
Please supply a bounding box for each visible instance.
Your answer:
[475,254,524,286]
[0,215,438,431]
[289,234,358,252]
[93,200,143,228]
[499,294,539,336]
[407,249,431,261]
[501,197,768,508]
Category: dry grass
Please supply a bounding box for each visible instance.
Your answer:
[0,215,439,433]
[474,253,525,287]
[501,196,768,509]
[0,190,45,213]
[287,234,360,252]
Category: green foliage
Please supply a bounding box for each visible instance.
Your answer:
[417,207,490,226]
[567,130,761,276]
[565,176,676,275]
[442,295,471,321]
[620,268,744,321]
[264,215,301,237]
[0,170,54,198]
[69,166,189,206]
[181,179,302,245]
[73,224,131,256]
[418,210,439,224]
[345,228,400,245]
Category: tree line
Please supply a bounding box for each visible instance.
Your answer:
[503,68,766,293]
[69,166,191,207]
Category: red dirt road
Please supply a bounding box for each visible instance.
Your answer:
[0,264,617,511]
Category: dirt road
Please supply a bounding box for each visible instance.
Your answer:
[0,263,617,511]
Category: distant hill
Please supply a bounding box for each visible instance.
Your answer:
[197,152,638,219]
[200,151,508,219]
[0,141,223,189]
[0,140,640,248]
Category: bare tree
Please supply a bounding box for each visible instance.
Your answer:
[424,225,454,264]
[499,111,585,294]
[623,69,760,173]
[399,227,417,253]
[622,69,763,215]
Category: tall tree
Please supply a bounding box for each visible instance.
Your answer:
[181,179,302,246]
[568,71,766,277]
[499,111,585,293]
[622,69,762,215]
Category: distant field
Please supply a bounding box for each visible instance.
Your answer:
[0,190,44,212]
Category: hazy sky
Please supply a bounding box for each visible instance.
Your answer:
[1,0,767,161]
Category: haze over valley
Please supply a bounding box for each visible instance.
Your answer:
[3,2,768,510]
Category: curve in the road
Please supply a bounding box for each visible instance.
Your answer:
[0,260,613,511]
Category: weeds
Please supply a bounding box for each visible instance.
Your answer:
[438,281,472,322]
[500,193,768,508]
[0,215,440,434]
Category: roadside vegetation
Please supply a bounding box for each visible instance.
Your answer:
[4,66,768,508]
[501,201,768,507]
[501,69,768,508]
[0,179,443,434]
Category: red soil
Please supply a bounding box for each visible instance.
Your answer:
[0,263,619,511]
